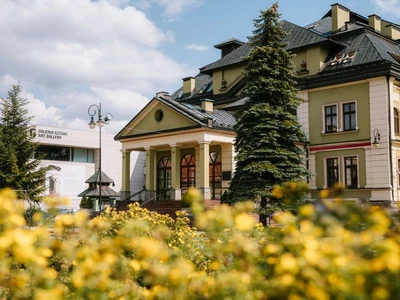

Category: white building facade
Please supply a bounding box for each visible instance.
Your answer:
[34,125,145,209]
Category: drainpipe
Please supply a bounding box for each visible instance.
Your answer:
[387,75,394,204]
[305,141,310,184]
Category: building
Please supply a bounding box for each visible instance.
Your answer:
[34,125,145,209]
[115,3,400,207]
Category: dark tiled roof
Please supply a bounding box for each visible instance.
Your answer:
[214,38,245,49]
[169,5,400,111]
[78,186,119,198]
[306,16,333,36]
[223,97,249,110]
[320,30,400,73]
[157,95,236,130]
[201,44,251,74]
[85,169,115,184]
[282,20,331,50]
[365,32,400,64]
[171,73,212,101]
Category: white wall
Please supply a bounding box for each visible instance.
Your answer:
[34,125,145,209]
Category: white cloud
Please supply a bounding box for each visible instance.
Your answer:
[0,0,196,132]
[185,44,209,52]
[24,87,151,134]
[372,0,400,17]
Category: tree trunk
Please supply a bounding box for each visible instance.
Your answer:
[259,196,268,226]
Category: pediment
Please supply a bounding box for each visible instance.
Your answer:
[115,98,198,139]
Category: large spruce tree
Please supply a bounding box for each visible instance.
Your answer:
[224,3,310,225]
[0,85,49,202]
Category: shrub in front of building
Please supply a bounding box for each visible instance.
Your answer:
[0,185,399,299]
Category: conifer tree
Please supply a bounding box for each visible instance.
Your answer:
[0,85,50,202]
[224,3,310,225]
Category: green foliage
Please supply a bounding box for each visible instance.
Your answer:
[0,84,51,202]
[79,196,93,209]
[1,187,400,299]
[23,203,43,227]
[225,3,310,223]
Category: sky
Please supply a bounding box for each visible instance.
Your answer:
[1,0,400,135]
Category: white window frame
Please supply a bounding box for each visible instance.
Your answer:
[341,100,358,132]
[322,101,359,133]
[324,156,340,189]
[322,103,338,134]
[342,155,360,189]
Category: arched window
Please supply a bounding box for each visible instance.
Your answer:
[181,154,195,192]
[157,157,171,200]
[209,152,221,199]
[395,108,399,135]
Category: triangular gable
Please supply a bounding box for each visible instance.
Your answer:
[115,98,199,140]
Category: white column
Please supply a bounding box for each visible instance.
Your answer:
[198,140,211,200]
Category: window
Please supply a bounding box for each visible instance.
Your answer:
[323,101,357,133]
[395,109,399,135]
[325,156,359,189]
[36,146,94,163]
[326,158,339,187]
[398,159,400,187]
[342,102,356,131]
[324,105,337,133]
[72,148,94,163]
[344,156,358,188]
[157,157,171,201]
[209,152,222,199]
[36,145,70,161]
[154,109,164,122]
[181,154,195,190]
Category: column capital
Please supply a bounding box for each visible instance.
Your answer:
[169,143,181,148]
[197,140,211,145]
[120,148,132,153]
[144,146,155,151]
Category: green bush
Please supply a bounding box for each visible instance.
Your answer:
[0,185,399,299]
[79,196,93,209]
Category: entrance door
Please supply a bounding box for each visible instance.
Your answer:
[157,157,171,201]
[181,154,196,196]
[209,152,221,199]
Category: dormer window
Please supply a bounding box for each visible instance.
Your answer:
[329,53,345,66]
[342,50,356,64]
[329,51,356,66]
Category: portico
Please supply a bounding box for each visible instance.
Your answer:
[114,93,236,202]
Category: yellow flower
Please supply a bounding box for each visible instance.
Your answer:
[281,273,295,286]
[279,253,299,273]
[299,205,315,218]
[234,213,255,231]
[272,186,283,199]
[319,189,330,199]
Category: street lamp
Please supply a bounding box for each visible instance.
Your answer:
[88,103,113,211]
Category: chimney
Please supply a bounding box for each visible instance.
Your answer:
[368,14,381,32]
[331,3,350,32]
[214,38,244,58]
[182,76,195,94]
[201,99,214,113]
[381,20,400,40]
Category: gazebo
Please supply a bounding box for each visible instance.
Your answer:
[78,169,119,211]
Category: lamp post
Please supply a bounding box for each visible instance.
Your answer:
[88,103,113,211]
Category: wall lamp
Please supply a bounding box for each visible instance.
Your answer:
[373,128,380,148]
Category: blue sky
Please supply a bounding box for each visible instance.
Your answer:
[0,0,399,134]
